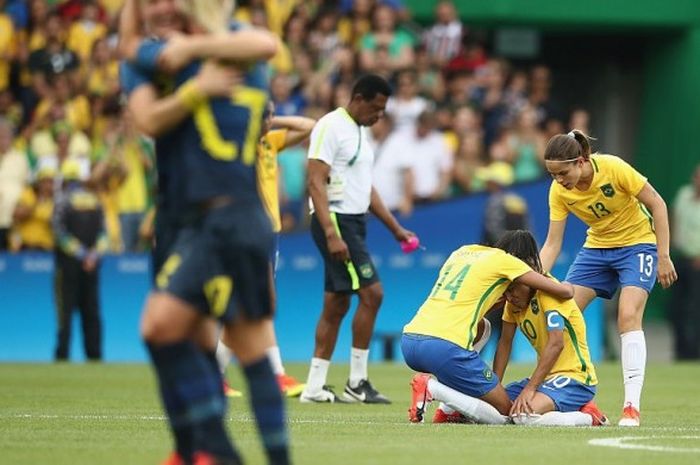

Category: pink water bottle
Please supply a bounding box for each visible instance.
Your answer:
[400,236,421,254]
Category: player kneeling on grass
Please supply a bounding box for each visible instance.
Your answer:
[402,230,575,424]
[491,279,608,426]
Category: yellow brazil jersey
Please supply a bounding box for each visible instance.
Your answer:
[257,129,287,233]
[403,245,532,349]
[0,14,14,91]
[10,187,54,251]
[549,154,656,248]
[503,288,597,386]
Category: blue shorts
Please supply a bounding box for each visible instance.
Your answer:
[156,203,273,322]
[565,243,658,299]
[505,376,596,412]
[401,333,499,398]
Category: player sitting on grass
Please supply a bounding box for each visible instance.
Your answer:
[491,278,608,426]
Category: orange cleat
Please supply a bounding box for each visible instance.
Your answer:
[618,402,641,427]
[222,380,243,398]
[432,407,471,424]
[408,373,433,423]
[580,400,609,426]
[277,374,305,398]
[160,452,185,465]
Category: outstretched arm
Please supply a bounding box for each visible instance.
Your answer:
[637,182,677,288]
[493,321,516,381]
[540,219,566,273]
[515,271,574,300]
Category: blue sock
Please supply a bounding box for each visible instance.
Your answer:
[148,341,239,463]
[243,357,290,465]
[146,341,195,462]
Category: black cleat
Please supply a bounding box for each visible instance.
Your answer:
[343,379,392,404]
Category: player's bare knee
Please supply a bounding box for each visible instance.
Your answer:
[617,305,643,332]
[360,284,383,311]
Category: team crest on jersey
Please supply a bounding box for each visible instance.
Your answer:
[600,183,615,198]
[530,298,540,315]
[483,368,493,381]
[359,263,374,279]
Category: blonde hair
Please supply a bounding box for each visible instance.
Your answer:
[175,0,235,33]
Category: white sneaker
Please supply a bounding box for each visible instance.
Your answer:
[300,385,348,403]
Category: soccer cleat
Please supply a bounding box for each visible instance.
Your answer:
[277,373,305,398]
[192,451,239,465]
[300,385,348,403]
[160,452,185,465]
[408,373,433,423]
[222,380,243,398]
[432,407,471,424]
[343,379,392,404]
[618,402,641,427]
[580,400,609,426]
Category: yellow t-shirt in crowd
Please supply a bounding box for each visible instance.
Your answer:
[67,21,107,61]
[34,96,92,132]
[117,140,148,214]
[87,60,119,96]
[11,187,54,250]
[549,153,656,248]
[403,245,532,349]
[257,129,287,233]
[0,14,14,91]
[503,287,598,386]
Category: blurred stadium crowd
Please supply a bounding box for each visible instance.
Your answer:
[1,0,594,253]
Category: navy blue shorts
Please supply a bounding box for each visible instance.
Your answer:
[505,376,596,412]
[401,333,499,398]
[565,243,658,299]
[155,202,273,322]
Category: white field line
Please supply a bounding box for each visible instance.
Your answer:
[3,413,700,432]
[589,436,700,453]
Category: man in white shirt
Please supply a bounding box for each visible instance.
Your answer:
[402,111,454,202]
[301,75,414,404]
[369,115,414,216]
[0,118,30,250]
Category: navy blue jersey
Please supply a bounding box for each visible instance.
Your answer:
[127,28,269,206]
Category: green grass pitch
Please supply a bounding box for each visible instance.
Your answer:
[1,362,699,465]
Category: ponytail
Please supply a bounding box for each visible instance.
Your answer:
[544,129,593,162]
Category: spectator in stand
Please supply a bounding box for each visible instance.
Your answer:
[66,0,107,63]
[0,1,15,93]
[423,0,462,67]
[308,7,341,68]
[0,90,23,130]
[85,37,120,99]
[444,105,482,153]
[27,12,81,98]
[271,73,307,116]
[529,64,563,128]
[337,0,373,49]
[472,59,509,147]
[370,115,414,216]
[440,70,475,114]
[359,4,414,73]
[669,164,700,360]
[568,107,591,134]
[385,70,430,133]
[503,69,529,121]
[414,45,446,102]
[401,110,454,202]
[14,0,50,121]
[10,166,55,252]
[508,104,546,183]
[444,35,488,75]
[453,131,486,193]
[0,118,30,250]
[33,72,91,133]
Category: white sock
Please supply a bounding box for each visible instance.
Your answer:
[215,339,233,375]
[513,411,593,426]
[427,378,507,425]
[472,319,492,353]
[304,357,330,394]
[349,347,369,387]
[437,402,456,414]
[621,330,646,410]
[266,345,285,376]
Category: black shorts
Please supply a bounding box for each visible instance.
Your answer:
[310,212,380,293]
[155,202,273,322]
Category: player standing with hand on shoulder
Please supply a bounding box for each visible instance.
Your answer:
[539,130,677,426]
